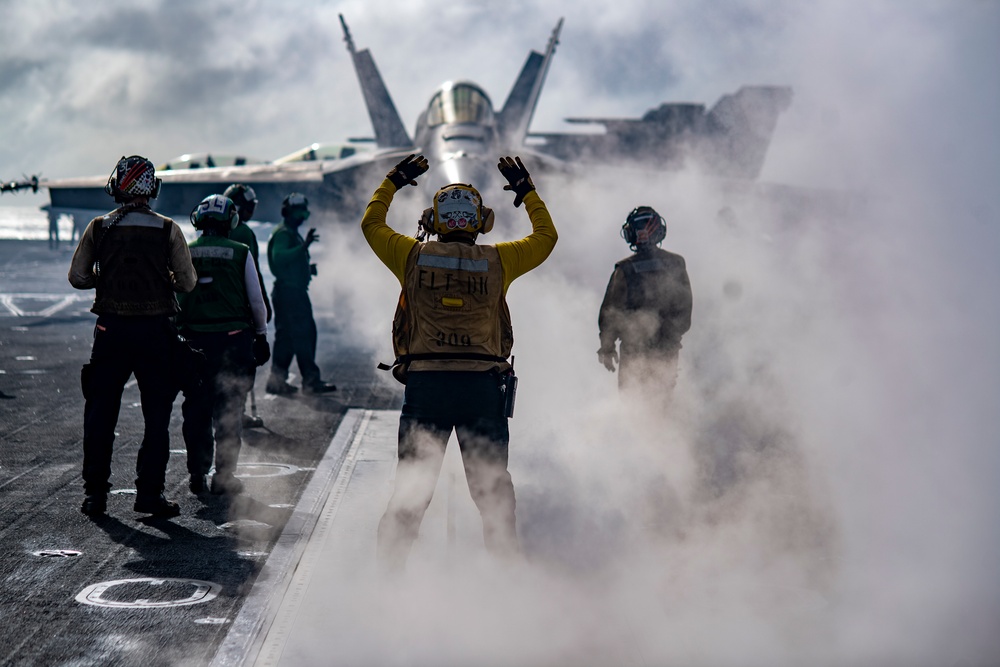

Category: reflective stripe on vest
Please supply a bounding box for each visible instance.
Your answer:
[396,242,512,372]
[177,237,251,333]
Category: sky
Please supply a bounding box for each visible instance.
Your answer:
[2,1,999,665]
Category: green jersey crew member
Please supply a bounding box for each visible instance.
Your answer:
[361,154,557,570]
[223,183,272,322]
[177,195,271,496]
[223,183,271,429]
[265,193,336,395]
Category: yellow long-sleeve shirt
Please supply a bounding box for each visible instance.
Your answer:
[360,178,557,293]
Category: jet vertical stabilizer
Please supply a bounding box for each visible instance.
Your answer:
[340,14,412,149]
[498,18,563,147]
[703,85,793,179]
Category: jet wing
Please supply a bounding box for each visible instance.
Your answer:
[529,86,793,180]
[42,148,411,224]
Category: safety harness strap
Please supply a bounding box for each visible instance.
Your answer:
[377,352,508,371]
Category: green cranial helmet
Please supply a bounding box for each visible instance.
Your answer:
[281,192,310,223]
[223,183,257,222]
[190,195,239,231]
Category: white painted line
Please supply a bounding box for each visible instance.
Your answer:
[210,408,373,667]
[253,410,372,667]
[37,295,79,317]
[0,295,24,317]
[0,293,91,317]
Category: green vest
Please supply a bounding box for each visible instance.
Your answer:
[229,222,260,262]
[177,236,251,333]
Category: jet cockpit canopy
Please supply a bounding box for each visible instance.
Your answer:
[425,82,495,127]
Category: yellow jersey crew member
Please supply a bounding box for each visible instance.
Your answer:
[362,154,557,570]
[68,155,197,518]
[177,195,270,496]
[265,193,337,395]
[598,206,693,404]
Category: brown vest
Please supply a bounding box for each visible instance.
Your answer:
[393,241,513,375]
[92,209,178,316]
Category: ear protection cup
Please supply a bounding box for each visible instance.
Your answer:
[481,207,495,234]
[419,207,435,235]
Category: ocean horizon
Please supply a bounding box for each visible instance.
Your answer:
[0,204,273,244]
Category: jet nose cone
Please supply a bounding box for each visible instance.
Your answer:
[425,155,495,192]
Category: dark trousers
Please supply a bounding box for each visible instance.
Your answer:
[270,284,320,386]
[377,371,518,569]
[81,315,177,497]
[181,330,255,478]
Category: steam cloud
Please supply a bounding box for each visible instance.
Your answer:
[2,1,998,665]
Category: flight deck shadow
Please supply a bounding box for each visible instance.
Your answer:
[88,514,261,591]
[193,493,293,540]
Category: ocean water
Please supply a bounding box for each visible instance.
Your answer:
[0,205,65,241]
[0,204,270,244]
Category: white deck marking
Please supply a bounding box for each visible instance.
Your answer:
[0,293,90,317]
[209,409,374,667]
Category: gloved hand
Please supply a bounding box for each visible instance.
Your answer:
[387,154,429,190]
[497,156,535,207]
[304,228,319,247]
[253,334,271,367]
[598,347,618,372]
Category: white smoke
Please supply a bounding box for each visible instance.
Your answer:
[303,2,1000,665]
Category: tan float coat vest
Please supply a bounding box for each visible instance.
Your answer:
[393,241,513,374]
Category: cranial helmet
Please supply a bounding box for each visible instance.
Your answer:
[223,183,257,222]
[621,206,666,249]
[105,155,161,202]
[190,194,239,231]
[281,192,310,222]
[420,184,494,237]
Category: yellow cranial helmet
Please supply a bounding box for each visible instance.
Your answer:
[427,184,493,236]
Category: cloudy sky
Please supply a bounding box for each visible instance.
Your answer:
[2,1,998,664]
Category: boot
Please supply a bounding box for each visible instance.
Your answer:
[303,380,337,394]
[80,494,107,517]
[265,377,297,395]
[134,494,181,518]
[211,473,244,496]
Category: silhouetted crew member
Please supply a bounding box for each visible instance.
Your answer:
[223,183,271,428]
[178,195,270,496]
[265,193,336,395]
[598,206,693,400]
[68,155,197,518]
[362,154,557,570]
[223,183,272,322]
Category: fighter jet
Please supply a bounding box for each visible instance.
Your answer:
[38,16,792,227]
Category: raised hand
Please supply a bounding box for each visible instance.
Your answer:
[387,154,429,189]
[497,156,535,208]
